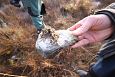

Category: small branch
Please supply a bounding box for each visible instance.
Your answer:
[0,73,28,77]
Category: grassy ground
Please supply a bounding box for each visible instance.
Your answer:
[0,0,114,77]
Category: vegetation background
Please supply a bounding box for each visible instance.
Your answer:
[0,0,114,77]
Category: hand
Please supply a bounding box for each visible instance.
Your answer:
[68,14,113,48]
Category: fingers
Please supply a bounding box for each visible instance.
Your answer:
[71,20,93,36]
[71,39,90,48]
[68,24,81,31]
[78,35,84,40]
[68,16,94,36]
[71,27,113,48]
[68,19,83,31]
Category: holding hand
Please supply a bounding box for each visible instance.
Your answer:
[68,14,113,48]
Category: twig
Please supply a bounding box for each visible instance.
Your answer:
[81,46,94,55]
[87,55,97,65]
[0,73,28,77]
[81,46,97,65]
[21,65,28,75]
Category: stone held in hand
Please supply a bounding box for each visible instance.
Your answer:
[35,26,78,58]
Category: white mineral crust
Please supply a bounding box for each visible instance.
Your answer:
[36,29,77,57]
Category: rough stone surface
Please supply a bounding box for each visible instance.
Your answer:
[36,26,78,58]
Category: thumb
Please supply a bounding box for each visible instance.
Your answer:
[71,39,90,48]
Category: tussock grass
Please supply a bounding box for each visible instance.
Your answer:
[0,0,104,77]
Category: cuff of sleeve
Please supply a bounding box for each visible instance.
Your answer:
[95,10,115,26]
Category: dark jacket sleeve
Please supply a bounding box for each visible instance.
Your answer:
[94,3,115,59]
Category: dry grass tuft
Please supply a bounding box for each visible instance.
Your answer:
[0,26,35,55]
[0,0,105,77]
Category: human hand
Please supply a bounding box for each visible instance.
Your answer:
[68,14,113,48]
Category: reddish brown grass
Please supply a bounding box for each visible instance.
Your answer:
[0,0,106,77]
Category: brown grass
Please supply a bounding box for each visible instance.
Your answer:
[0,0,106,77]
